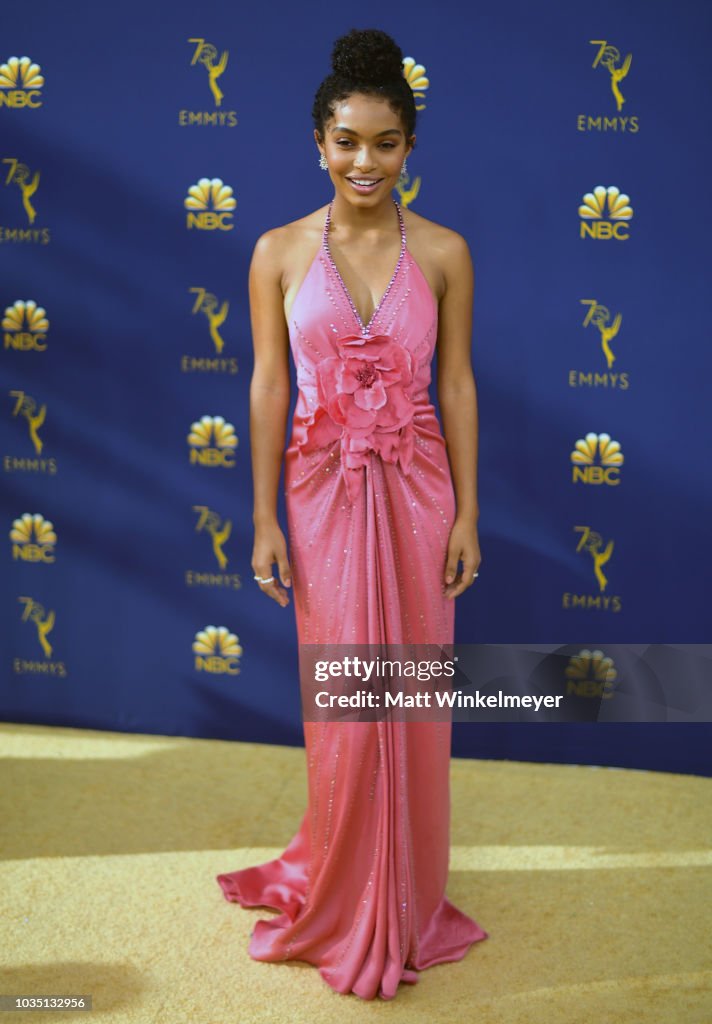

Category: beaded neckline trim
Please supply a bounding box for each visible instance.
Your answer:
[322,196,406,336]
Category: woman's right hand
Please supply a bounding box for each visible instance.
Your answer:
[252,520,292,607]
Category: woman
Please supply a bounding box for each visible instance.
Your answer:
[216,27,488,1000]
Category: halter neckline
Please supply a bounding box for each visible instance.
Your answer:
[322,197,406,336]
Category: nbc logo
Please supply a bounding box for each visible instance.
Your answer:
[0,56,44,108]
[193,625,242,674]
[185,178,236,230]
[3,299,49,350]
[10,512,56,562]
[394,55,428,209]
[579,185,633,239]
[402,56,428,110]
[571,432,623,485]
[565,649,618,699]
[188,415,238,467]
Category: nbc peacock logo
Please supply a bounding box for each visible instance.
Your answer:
[402,56,428,111]
[565,649,618,699]
[3,299,49,351]
[185,177,236,231]
[0,56,44,108]
[579,185,633,239]
[187,415,238,467]
[571,432,623,485]
[193,625,243,674]
[395,55,427,210]
[10,512,56,563]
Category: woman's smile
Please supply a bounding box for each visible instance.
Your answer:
[346,176,384,193]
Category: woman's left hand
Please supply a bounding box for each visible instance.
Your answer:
[443,517,482,600]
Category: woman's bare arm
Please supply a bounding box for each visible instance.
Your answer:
[436,231,479,524]
[248,229,293,605]
[435,231,481,598]
[248,229,292,526]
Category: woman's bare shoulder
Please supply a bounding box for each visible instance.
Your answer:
[402,205,471,257]
[252,206,328,269]
[402,206,472,302]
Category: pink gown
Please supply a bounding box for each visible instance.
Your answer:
[216,196,489,1000]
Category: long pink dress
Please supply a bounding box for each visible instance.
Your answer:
[216,196,488,1000]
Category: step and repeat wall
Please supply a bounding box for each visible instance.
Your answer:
[2,3,710,773]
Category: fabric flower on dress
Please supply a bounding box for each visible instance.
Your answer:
[298,332,416,502]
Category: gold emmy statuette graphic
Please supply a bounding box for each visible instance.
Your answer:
[571,432,624,485]
[19,596,55,658]
[9,391,47,454]
[188,39,229,107]
[187,415,238,467]
[0,56,44,107]
[9,389,46,454]
[190,288,229,353]
[193,625,242,674]
[590,41,631,112]
[574,526,614,593]
[11,513,56,562]
[185,178,236,230]
[565,649,618,699]
[2,158,40,224]
[581,299,622,369]
[395,167,421,209]
[579,185,633,240]
[193,506,232,570]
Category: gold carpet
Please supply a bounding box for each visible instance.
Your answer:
[1,722,710,1023]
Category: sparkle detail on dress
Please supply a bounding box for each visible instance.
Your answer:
[215,193,490,1000]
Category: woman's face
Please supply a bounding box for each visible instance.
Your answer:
[316,92,413,205]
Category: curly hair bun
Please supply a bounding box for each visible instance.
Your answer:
[331,28,404,85]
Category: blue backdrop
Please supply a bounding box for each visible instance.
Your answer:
[2,1,710,776]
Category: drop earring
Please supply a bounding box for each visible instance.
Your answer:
[400,159,408,176]
[319,153,328,170]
